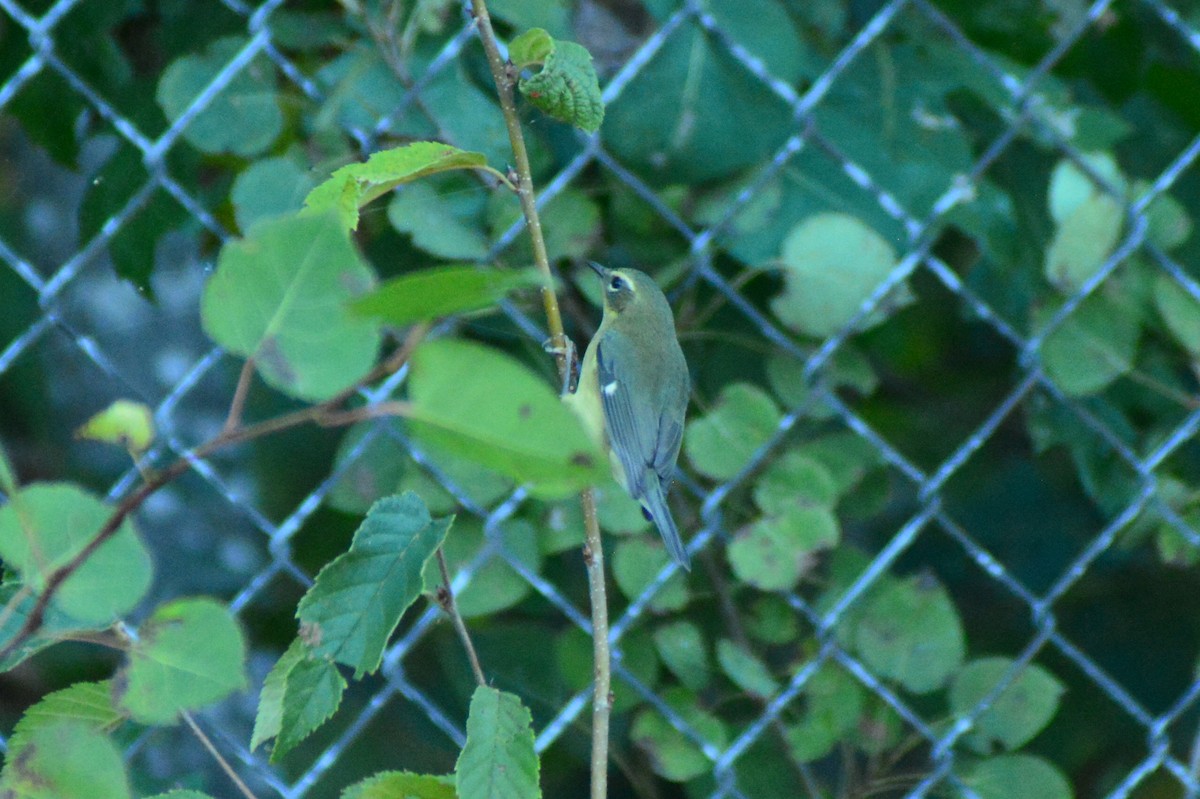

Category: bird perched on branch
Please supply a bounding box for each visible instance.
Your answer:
[567,262,691,569]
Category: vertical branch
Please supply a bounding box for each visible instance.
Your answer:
[467,3,612,797]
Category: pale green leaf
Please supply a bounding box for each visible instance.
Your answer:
[201,210,381,402]
[251,638,306,752]
[508,28,554,69]
[1047,152,1124,224]
[753,450,838,515]
[728,506,839,592]
[612,537,689,612]
[950,658,1064,753]
[156,37,281,157]
[455,687,541,799]
[342,771,456,799]
[305,142,488,230]
[770,213,900,338]
[350,266,546,326]
[232,156,317,232]
[75,400,155,454]
[715,639,777,699]
[1153,274,1200,355]
[297,493,452,675]
[116,598,248,724]
[516,33,604,133]
[0,483,151,626]
[388,181,490,260]
[1044,193,1123,293]
[684,383,781,481]
[1041,292,1139,396]
[407,339,607,497]
[653,621,709,691]
[631,687,727,783]
[960,754,1071,799]
[854,574,965,694]
[0,720,131,799]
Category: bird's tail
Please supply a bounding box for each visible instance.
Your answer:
[642,475,690,570]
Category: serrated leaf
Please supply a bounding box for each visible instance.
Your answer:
[350,266,546,326]
[950,658,1064,753]
[684,383,781,481]
[516,32,604,133]
[770,213,901,338]
[0,720,131,799]
[407,339,607,498]
[305,142,489,230]
[251,638,305,752]
[156,36,282,157]
[0,484,151,626]
[116,598,248,724]
[8,681,124,758]
[274,648,347,761]
[455,686,541,799]
[854,574,964,694]
[653,621,709,691]
[715,639,777,699]
[297,493,452,674]
[960,754,1071,799]
[611,537,689,612]
[201,210,381,402]
[342,771,456,799]
[75,400,155,454]
[728,506,839,592]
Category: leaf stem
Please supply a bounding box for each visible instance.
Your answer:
[467,3,612,796]
[435,547,487,686]
[182,710,259,799]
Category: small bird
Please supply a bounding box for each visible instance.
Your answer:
[567,262,691,569]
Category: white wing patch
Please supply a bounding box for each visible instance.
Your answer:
[602,380,619,396]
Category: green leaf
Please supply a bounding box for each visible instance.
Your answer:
[156,37,282,157]
[1040,292,1139,396]
[406,338,607,497]
[0,720,131,799]
[388,181,491,260]
[351,266,546,326]
[274,647,347,761]
[297,493,452,675]
[455,686,541,799]
[8,681,124,758]
[612,537,689,612]
[753,450,838,515]
[631,687,728,783]
[744,596,800,645]
[770,212,901,338]
[201,210,381,402]
[1047,152,1125,225]
[728,506,839,592]
[1145,191,1192,251]
[0,440,15,493]
[854,573,965,694]
[950,658,1064,753]
[145,792,218,799]
[304,142,488,230]
[75,400,155,454]
[0,483,151,625]
[251,638,305,753]
[715,639,777,699]
[784,664,864,763]
[514,31,604,133]
[1044,194,1123,294]
[232,156,317,232]
[960,754,1071,799]
[487,188,600,264]
[0,583,97,671]
[684,383,781,481]
[342,771,456,799]
[653,621,710,691]
[116,598,248,724]
[1153,274,1200,355]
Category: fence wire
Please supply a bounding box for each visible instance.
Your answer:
[2,0,1200,797]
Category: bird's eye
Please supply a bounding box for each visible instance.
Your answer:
[609,276,624,290]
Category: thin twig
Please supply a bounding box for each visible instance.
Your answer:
[182,711,259,799]
[223,356,256,433]
[0,332,427,665]
[435,547,486,686]
[467,4,612,796]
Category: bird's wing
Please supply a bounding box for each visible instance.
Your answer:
[596,330,657,498]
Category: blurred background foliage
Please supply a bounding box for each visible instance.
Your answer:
[3,0,1200,797]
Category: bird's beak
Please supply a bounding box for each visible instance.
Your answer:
[588,261,611,280]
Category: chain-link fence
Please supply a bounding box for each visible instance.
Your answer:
[3,0,1200,796]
